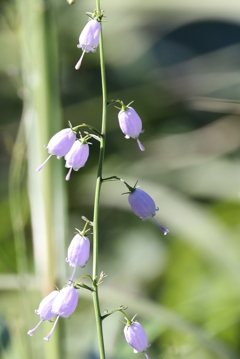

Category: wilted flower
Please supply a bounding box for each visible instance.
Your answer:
[128,187,169,235]
[27,290,59,337]
[66,234,90,283]
[75,19,101,70]
[36,128,76,172]
[65,140,89,181]
[124,321,151,359]
[44,286,79,341]
[118,106,145,151]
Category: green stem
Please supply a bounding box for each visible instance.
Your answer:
[92,1,107,359]
[72,123,101,136]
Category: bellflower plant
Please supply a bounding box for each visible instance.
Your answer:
[44,286,79,341]
[75,18,101,70]
[124,321,151,359]
[27,290,59,337]
[36,128,76,172]
[65,139,90,181]
[30,2,169,358]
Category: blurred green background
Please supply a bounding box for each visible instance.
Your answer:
[1,0,240,358]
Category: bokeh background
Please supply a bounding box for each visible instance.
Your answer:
[1,0,240,358]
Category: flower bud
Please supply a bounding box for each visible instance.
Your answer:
[36,128,76,172]
[64,140,89,181]
[75,19,101,70]
[44,286,79,341]
[118,107,145,151]
[124,321,150,354]
[27,290,59,337]
[128,188,169,235]
[66,234,90,268]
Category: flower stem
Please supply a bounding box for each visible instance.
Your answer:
[92,0,107,358]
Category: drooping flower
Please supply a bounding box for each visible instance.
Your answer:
[44,286,79,341]
[67,234,90,268]
[27,290,59,337]
[128,187,169,235]
[124,321,151,359]
[66,234,90,283]
[64,140,89,181]
[118,106,145,151]
[75,19,101,70]
[36,128,76,172]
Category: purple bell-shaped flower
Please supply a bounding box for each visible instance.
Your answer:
[75,19,101,70]
[44,286,79,341]
[64,140,89,181]
[66,234,90,283]
[124,321,151,359]
[118,107,145,151]
[36,128,76,172]
[27,290,59,337]
[128,188,169,235]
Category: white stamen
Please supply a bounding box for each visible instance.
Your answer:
[27,319,43,336]
[43,316,60,342]
[36,154,52,172]
[65,167,73,181]
[75,51,85,70]
[153,217,169,235]
[137,139,145,151]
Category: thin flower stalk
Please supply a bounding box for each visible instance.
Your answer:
[91,1,107,359]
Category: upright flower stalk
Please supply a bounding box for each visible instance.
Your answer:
[91,2,107,359]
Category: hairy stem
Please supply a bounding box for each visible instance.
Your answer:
[92,1,107,358]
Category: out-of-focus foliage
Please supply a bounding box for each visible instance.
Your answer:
[0,0,240,358]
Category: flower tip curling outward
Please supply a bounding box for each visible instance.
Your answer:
[124,321,151,355]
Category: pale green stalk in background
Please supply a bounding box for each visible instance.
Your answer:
[14,0,66,358]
